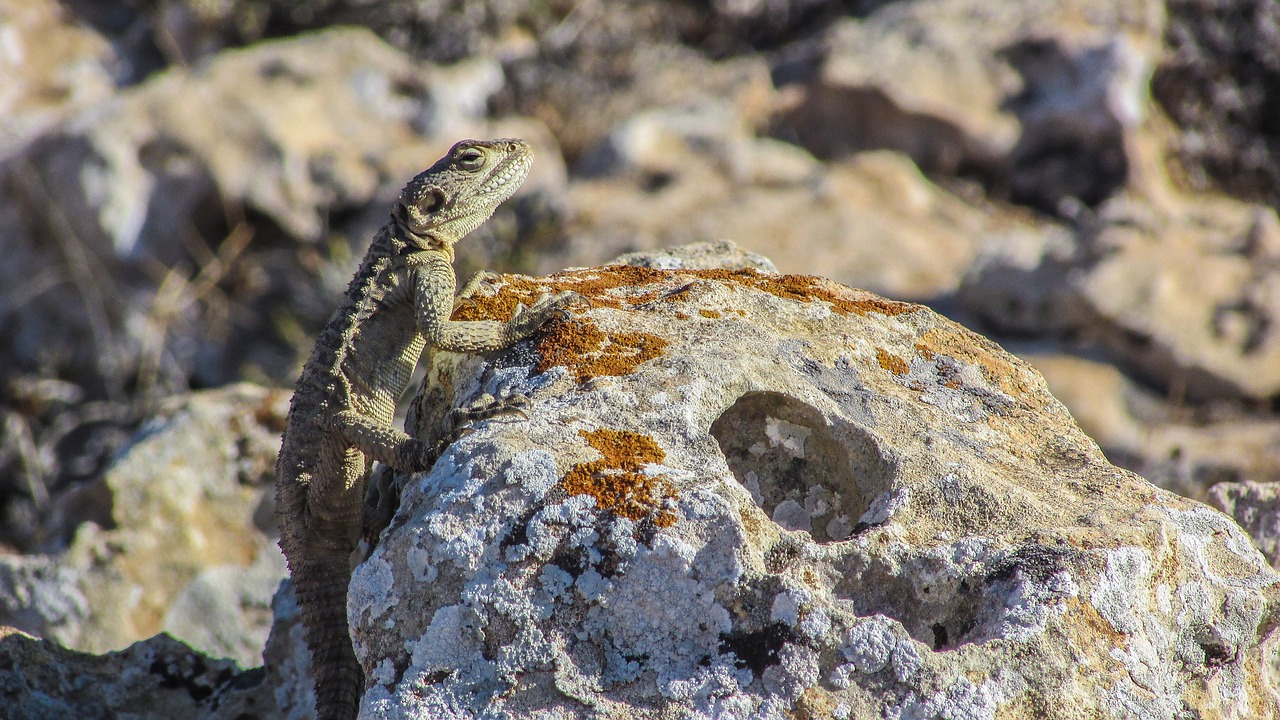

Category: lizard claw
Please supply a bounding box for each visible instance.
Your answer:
[508,290,587,338]
[458,270,503,300]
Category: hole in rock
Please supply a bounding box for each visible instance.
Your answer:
[719,623,795,676]
[710,391,893,543]
[931,623,949,649]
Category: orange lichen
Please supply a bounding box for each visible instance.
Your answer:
[915,327,1035,403]
[561,428,678,527]
[675,268,920,317]
[452,266,917,324]
[876,348,909,375]
[535,317,668,382]
[450,267,918,383]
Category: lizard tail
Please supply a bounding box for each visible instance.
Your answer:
[294,559,363,720]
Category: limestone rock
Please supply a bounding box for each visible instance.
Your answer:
[780,0,1163,210]
[1209,482,1280,570]
[347,244,1280,719]
[0,384,287,668]
[0,626,274,720]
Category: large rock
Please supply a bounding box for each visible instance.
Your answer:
[962,191,1280,401]
[342,244,1279,719]
[780,0,1163,210]
[0,384,287,668]
[0,0,116,155]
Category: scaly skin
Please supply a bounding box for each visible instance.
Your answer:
[275,139,577,720]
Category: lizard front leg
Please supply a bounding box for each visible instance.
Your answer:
[417,255,581,353]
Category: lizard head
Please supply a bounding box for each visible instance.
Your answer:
[393,138,534,249]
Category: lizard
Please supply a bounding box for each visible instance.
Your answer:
[274,138,578,720]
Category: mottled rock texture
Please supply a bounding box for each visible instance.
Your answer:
[778,0,1162,211]
[0,384,286,668]
[1210,481,1280,570]
[344,244,1280,719]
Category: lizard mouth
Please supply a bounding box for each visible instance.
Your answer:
[476,142,533,203]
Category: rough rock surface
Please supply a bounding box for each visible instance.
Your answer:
[1209,482,1280,571]
[778,0,1162,210]
[344,244,1280,719]
[963,190,1280,401]
[0,384,286,668]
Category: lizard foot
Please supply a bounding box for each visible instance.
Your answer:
[453,270,503,312]
[507,290,588,338]
[433,391,532,453]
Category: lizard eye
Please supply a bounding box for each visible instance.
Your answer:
[456,149,485,171]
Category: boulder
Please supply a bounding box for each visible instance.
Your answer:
[341,243,1280,719]
[779,0,1163,210]
[962,191,1280,401]
[0,383,287,668]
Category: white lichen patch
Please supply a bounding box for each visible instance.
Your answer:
[839,615,903,676]
[1090,546,1152,635]
[979,567,1079,642]
[887,676,1004,720]
[349,554,397,625]
[584,534,733,695]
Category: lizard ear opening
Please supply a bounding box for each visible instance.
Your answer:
[424,188,447,214]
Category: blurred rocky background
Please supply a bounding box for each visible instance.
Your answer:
[1,0,1278,689]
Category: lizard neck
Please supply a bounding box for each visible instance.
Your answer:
[389,211,456,263]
